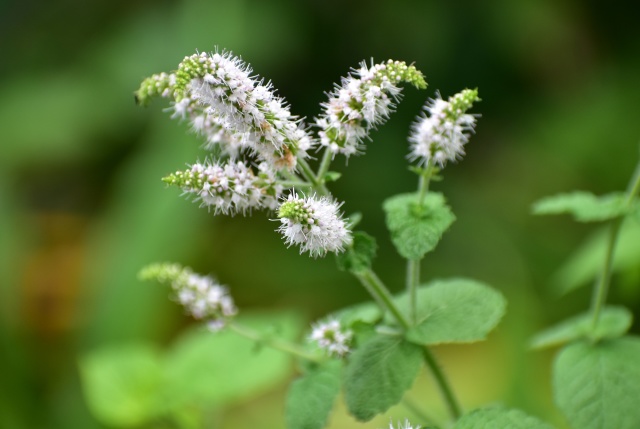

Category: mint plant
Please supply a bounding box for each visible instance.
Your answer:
[78,48,640,429]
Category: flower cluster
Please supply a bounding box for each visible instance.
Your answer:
[309,319,353,357]
[408,89,479,167]
[137,51,314,171]
[162,160,281,215]
[139,263,237,331]
[277,193,352,257]
[316,60,427,157]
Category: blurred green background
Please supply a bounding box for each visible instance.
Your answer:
[2,0,640,427]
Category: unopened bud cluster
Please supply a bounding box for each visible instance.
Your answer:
[277,193,352,257]
[316,60,427,157]
[309,319,353,357]
[139,263,237,331]
[163,161,281,215]
[408,89,479,167]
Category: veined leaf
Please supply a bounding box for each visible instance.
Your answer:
[335,231,377,274]
[454,406,554,429]
[383,192,455,260]
[553,336,640,429]
[285,360,342,429]
[343,334,422,421]
[530,306,632,349]
[393,278,506,345]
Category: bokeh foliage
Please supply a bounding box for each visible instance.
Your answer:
[1,0,640,427]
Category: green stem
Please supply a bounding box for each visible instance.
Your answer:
[417,164,433,206]
[315,147,334,183]
[406,259,420,325]
[279,180,313,189]
[228,322,322,363]
[590,157,640,330]
[355,269,411,329]
[422,347,462,420]
[297,158,331,196]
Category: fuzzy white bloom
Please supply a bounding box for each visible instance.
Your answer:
[316,60,426,157]
[277,193,352,257]
[175,51,314,170]
[386,419,421,429]
[139,263,237,332]
[408,89,479,167]
[309,319,353,357]
[163,160,282,215]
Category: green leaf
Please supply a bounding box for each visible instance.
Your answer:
[79,343,165,427]
[530,306,632,349]
[335,231,377,274]
[383,192,455,260]
[532,191,633,222]
[331,301,382,328]
[285,360,342,429]
[554,336,640,429]
[551,219,640,295]
[323,171,342,182]
[164,311,301,407]
[393,279,506,345]
[454,406,554,429]
[343,334,422,421]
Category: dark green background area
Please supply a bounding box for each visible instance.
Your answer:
[1,0,640,427]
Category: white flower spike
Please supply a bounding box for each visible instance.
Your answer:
[277,192,352,257]
[408,89,479,168]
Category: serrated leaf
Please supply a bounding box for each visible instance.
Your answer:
[79,343,164,427]
[335,231,377,274]
[164,311,301,407]
[393,279,506,345]
[530,306,632,349]
[285,360,342,429]
[383,192,455,260]
[454,406,554,429]
[554,336,640,429]
[551,219,640,295]
[343,334,422,421]
[532,191,632,222]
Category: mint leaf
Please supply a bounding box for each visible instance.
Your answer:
[343,334,422,421]
[79,343,164,427]
[455,406,554,429]
[530,306,632,349]
[532,191,632,222]
[164,312,301,407]
[554,336,640,429]
[335,231,377,274]
[383,192,455,260]
[331,301,382,327]
[285,360,342,429]
[394,278,505,345]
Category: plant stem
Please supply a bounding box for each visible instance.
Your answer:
[417,164,433,206]
[297,158,331,196]
[406,259,420,325]
[228,322,322,363]
[590,157,640,330]
[279,180,313,189]
[355,268,411,329]
[315,147,334,183]
[422,347,462,420]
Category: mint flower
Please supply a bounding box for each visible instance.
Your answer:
[387,419,421,429]
[162,161,281,215]
[277,193,352,257]
[139,263,237,331]
[408,89,479,167]
[316,60,427,157]
[309,319,353,357]
[175,51,314,170]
